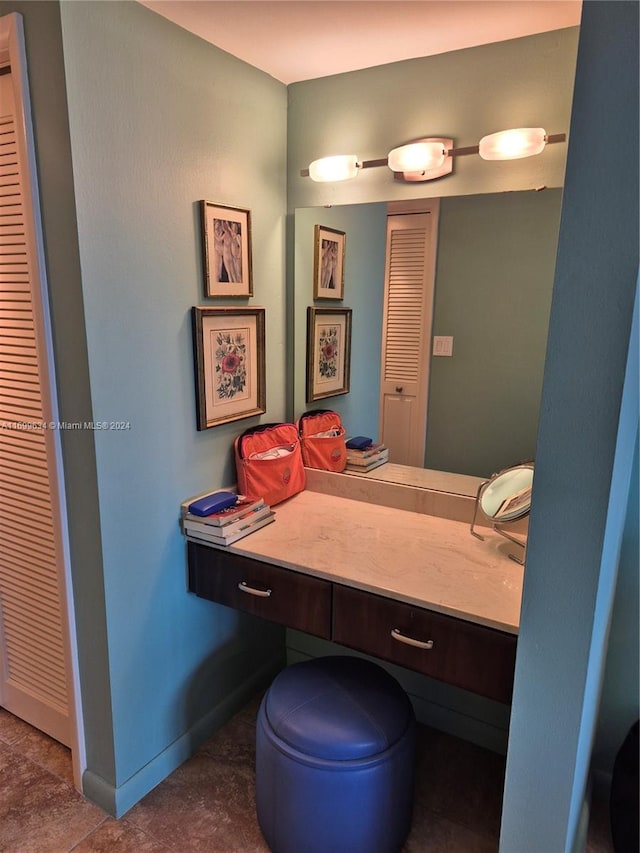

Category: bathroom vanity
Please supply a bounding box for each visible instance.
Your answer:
[186,472,523,704]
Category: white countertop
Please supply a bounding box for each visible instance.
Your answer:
[222,490,524,634]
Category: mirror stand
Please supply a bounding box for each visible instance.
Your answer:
[491,522,527,565]
[469,479,490,540]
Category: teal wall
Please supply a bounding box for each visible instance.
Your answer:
[592,430,639,792]
[293,190,562,479]
[56,0,287,813]
[592,426,640,790]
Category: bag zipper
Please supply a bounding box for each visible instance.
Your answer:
[248,443,297,461]
[237,423,295,459]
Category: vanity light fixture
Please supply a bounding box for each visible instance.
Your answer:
[308,154,360,182]
[302,128,566,182]
[479,127,547,160]
[387,138,452,182]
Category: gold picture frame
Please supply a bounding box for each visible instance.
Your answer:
[313,225,345,300]
[201,200,253,297]
[192,306,265,429]
[306,307,352,402]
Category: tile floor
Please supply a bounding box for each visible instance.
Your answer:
[0,698,614,852]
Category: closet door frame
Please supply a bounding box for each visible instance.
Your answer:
[379,199,440,466]
[0,11,84,788]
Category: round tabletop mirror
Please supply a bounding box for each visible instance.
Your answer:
[470,462,534,564]
[479,464,534,522]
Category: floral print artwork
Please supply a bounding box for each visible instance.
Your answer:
[195,307,265,429]
[215,329,247,400]
[318,325,339,381]
[306,308,351,402]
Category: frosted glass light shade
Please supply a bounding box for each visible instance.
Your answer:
[479,128,546,160]
[308,155,359,182]
[388,141,446,173]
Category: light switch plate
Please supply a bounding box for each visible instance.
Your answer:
[433,335,453,356]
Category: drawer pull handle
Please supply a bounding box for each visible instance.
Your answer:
[391,628,434,650]
[238,581,272,598]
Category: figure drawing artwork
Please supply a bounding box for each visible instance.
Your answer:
[213,219,243,284]
[201,201,253,297]
[313,225,345,300]
[321,239,339,290]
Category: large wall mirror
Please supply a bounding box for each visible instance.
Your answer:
[293,188,563,482]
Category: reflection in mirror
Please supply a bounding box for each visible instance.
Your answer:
[343,461,486,499]
[470,462,534,564]
[294,190,563,481]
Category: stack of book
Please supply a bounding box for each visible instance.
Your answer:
[345,442,389,473]
[182,496,275,547]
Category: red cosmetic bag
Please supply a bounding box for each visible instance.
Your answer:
[234,423,306,507]
[297,409,347,473]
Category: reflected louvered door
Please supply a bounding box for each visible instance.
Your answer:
[0,70,71,745]
[379,208,439,466]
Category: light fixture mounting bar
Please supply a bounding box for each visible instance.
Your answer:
[361,158,389,169]
[448,144,479,157]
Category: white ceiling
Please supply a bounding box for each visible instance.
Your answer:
[138,0,582,84]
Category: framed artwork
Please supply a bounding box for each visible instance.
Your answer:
[192,306,266,430]
[313,225,346,300]
[200,200,253,297]
[306,307,352,402]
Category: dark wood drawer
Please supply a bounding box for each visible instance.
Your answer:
[187,541,332,639]
[332,585,517,703]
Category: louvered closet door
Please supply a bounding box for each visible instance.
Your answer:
[379,209,439,466]
[0,70,71,745]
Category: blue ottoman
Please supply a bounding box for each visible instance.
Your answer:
[255,655,416,853]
